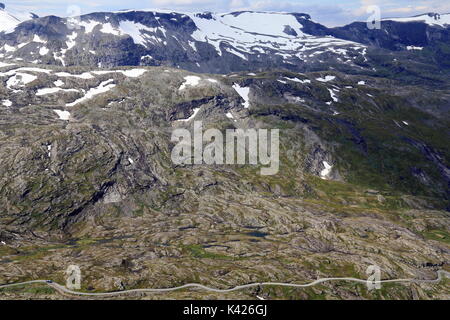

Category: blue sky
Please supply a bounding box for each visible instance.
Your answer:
[4,0,450,26]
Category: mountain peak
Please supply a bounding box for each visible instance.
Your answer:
[384,12,450,26]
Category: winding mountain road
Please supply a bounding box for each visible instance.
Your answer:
[1,270,448,297]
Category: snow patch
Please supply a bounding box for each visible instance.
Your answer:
[179,75,201,90]
[100,23,121,36]
[406,46,423,51]
[285,77,311,84]
[54,80,64,87]
[39,46,49,55]
[80,20,100,33]
[328,88,339,102]
[316,75,336,82]
[320,161,333,179]
[92,69,147,78]
[232,84,250,109]
[36,87,78,96]
[53,110,70,120]
[226,112,236,121]
[6,72,37,88]
[0,62,15,68]
[384,13,450,27]
[55,72,94,79]
[33,35,46,43]
[2,99,12,107]
[177,107,201,122]
[3,44,16,52]
[16,67,52,74]
[66,79,116,106]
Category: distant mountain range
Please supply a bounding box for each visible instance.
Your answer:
[0,5,449,73]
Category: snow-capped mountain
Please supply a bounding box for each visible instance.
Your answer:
[0,3,37,33]
[0,9,449,73]
[383,12,450,27]
[0,10,367,72]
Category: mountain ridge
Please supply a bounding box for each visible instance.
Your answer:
[0,9,449,74]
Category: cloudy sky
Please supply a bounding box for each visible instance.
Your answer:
[4,0,450,26]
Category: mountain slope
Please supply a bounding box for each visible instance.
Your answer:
[0,62,449,298]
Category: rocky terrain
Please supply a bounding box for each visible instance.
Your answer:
[0,6,449,300]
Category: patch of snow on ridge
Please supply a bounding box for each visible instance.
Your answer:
[328,89,339,102]
[100,23,121,36]
[179,76,201,90]
[118,21,154,45]
[6,73,37,88]
[91,69,147,78]
[3,44,16,52]
[55,72,94,79]
[178,107,201,122]
[285,77,311,84]
[121,69,147,77]
[316,75,336,82]
[232,84,250,109]
[36,88,78,96]
[226,112,236,121]
[33,35,46,43]
[0,62,15,68]
[406,46,423,51]
[39,47,49,55]
[220,12,305,37]
[320,161,333,179]
[53,110,70,120]
[66,32,78,50]
[226,48,248,60]
[187,11,361,58]
[80,20,100,33]
[2,99,12,107]
[15,67,52,74]
[66,79,116,106]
